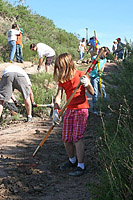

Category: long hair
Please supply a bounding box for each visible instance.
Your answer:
[54,53,75,83]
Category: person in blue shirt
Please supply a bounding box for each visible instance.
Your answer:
[90,47,110,114]
[87,36,101,59]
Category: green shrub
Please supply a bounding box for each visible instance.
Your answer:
[89,53,133,199]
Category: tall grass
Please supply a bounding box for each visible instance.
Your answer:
[89,53,133,199]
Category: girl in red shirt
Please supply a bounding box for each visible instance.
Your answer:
[53,53,94,176]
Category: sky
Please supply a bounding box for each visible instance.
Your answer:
[8,0,133,51]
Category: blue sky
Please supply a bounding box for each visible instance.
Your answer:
[9,0,133,51]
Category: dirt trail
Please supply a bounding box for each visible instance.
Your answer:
[0,61,118,200]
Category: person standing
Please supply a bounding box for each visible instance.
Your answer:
[53,53,94,176]
[90,47,110,114]
[30,43,55,72]
[16,28,23,63]
[0,65,35,122]
[112,40,118,61]
[7,24,20,63]
[116,38,126,60]
[87,36,101,59]
[78,38,87,60]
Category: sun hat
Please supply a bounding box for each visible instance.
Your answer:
[113,40,117,43]
[20,28,23,34]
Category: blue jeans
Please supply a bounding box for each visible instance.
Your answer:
[16,44,23,62]
[8,40,16,62]
[91,77,106,110]
[80,51,84,60]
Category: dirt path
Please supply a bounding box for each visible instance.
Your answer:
[0,61,118,200]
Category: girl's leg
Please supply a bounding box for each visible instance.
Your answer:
[74,139,84,163]
[64,142,75,158]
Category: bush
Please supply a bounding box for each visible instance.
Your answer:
[89,53,133,199]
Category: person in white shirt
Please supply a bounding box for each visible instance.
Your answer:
[7,24,20,63]
[30,43,55,72]
[112,40,118,61]
[78,38,87,60]
[0,65,35,122]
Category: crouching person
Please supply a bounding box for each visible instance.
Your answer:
[0,65,34,122]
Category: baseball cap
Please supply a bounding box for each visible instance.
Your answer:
[116,38,121,41]
[20,28,23,34]
[114,40,117,43]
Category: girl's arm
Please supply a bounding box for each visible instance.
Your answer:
[54,86,64,109]
[86,80,94,95]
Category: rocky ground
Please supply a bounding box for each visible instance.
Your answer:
[0,61,118,200]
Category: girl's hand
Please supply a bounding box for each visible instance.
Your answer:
[53,109,60,125]
[80,75,90,87]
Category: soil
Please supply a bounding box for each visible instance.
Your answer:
[0,61,118,200]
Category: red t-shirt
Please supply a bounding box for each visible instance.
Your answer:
[58,70,89,109]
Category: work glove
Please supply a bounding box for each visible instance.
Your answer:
[32,102,37,108]
[14,100,22,107]
[53,109,60,125]
[80,75,90,88]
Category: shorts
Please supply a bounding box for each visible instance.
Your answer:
[0,72,30,101]
[45,56,54,66]
[62,109,89,143]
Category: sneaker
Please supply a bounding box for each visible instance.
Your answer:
[10,60,14,63]
[69,167,85,177]
[60,160,77,171]
[27,116,33,122]
[37,65,41,71]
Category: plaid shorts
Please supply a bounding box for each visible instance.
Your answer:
[62,109,88,142]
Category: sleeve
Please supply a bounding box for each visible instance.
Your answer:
[37,49,43,58]
[15,30,20,35]
[58,82,63,87]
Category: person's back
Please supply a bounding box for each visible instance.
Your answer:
[37,43,55,57]
[7,24,20,62]
[7,24,20,42]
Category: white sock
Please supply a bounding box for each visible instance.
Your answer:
[28,115,32,118]
[77,163,85,170]
[69,156,76,164]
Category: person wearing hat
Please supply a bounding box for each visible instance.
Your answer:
[16,28,23,63]
[116,38,126,60]
[112,40,118,61]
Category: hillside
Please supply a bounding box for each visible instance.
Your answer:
[0,0,80,63]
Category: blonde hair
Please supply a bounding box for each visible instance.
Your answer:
[54,53,75,83]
